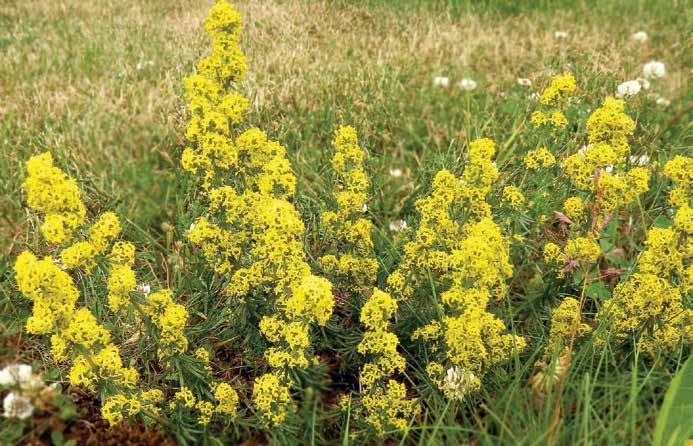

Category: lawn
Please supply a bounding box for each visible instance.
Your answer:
[0,0,691,444]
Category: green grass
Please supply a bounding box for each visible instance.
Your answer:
[1,0,691,444]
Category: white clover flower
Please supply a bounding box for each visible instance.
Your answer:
[631,31,648,43]
[458,78,477,91]
[615,80,642,98]
[0,364,33,387]
[636,77,650,90]
[389,168,403,178]
[3,392,33,420]
[441,366,477,401]
[517,78,532,87]
[643,60,666,79]
[433,76,449,87]
[389,219,408,232]
[629,154,650,166]
[137,283,151,295]
[136,60,154,71]
[655,96,671,107]
[554,31,568,39]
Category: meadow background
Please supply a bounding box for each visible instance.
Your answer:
[1,0,691,444]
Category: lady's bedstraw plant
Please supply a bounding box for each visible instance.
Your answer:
[318,126,417,433]
[356,287,419,434]
[543,95,650,282]
[181,0,334,426]
[595,155,692,355]
[318,126,378,292]
[530,73,575,131]
[389,138,527,400]
[15,153,177,424]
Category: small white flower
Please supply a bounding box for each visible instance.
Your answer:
[655,96,671,107]
[631,31,648,43]
[137,283,151,295]
[433,76,449,87]
[3,392,33,420]
[615,80,641,98]
[643,60,666,79]
[441,366,477,401]
[458,78,477,91]
[389,219,408,232]
[389,168,403,178]
[528,92,540,101]
[362,204,368,213]
[578,144,590,155]
[636,77,650,90]
[517,78,532,87]
[554,31,568,39]
[136,60,154,71]
[629,154,650,166]
[603,165,614,173]
[0,364,33,387]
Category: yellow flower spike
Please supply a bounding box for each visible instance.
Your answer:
[546,297,591,353]
[183,1,337,426]
[23,152,87,244]
[539,73,576,107]
[319,125,378,291]
[385,139,525,405]
[252,373,293,427]
[524,146,556,170]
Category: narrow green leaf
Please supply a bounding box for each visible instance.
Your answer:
[654,356,693,446]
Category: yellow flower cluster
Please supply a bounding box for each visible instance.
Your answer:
[169,382,239,424]
[319,126,378,291]
[539,73,577,107]
[562,196,586,222]
[60,212,121,272]
[22,152,86,244]
[357,288,418,433]
[544,237,601,269]
[252,372,292,427]
[523,146,556,170]
[663,155,692,210]
[562,98,648,213]
[388,138,525,399]
[141,290,189,358]
[546,297,591,353]
[182,0,334,426]
[102,389,164,425]
[14,250,138,394]
[360,380,417,434]
[502,185,525,208]
[17,153,194,426]
[531,73,576,130]
[596,156,692,355]
[586,96,635,156]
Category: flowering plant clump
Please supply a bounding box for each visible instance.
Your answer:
[530,73,575,130]
[595,156,692,355]
[355,288,418,433]
[318,126,378,292]
[389,138,526,400]
[7,0,693,443]
[15,155,174,425]
[180,0,334,426]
